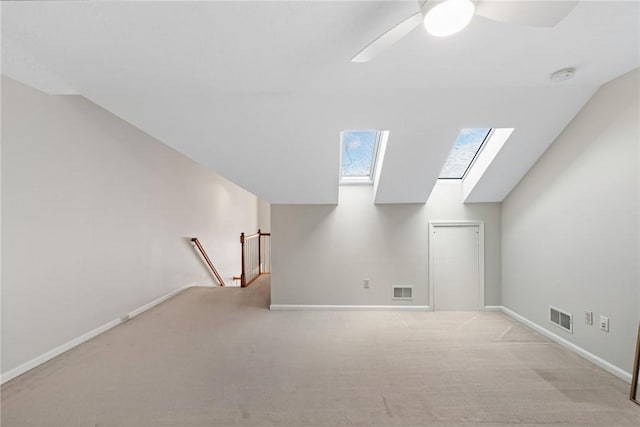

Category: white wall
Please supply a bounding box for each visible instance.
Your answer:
[258,198,271,233]
[1,77,259,374]
[502,69,639,374]
[271,181,501,307]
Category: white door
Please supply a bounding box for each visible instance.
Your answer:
[430,223,483,311]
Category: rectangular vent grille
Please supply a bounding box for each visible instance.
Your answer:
[549,306,573,333]
[393,286,413,300]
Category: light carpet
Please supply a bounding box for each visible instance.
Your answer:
[2,276,638,426]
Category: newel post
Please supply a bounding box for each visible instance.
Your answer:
[240,232,246,287]
[257,229,262,275]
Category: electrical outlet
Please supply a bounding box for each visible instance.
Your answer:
[599,315,609,332]
[585,311,593,325]
[363,279,370,289]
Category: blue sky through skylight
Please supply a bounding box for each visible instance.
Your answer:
[439,128,491,179]
[341,130,378,179]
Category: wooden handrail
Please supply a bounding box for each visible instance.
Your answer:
[191,238,225,287]
[243,231,271,240]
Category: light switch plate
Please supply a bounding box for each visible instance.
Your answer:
[585,311,593,325]
[599,315,609,332]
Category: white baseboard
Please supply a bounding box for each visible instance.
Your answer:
[127,284,211,318]
[0,318,123,386]
[270,304,430,311]
[498,305,632,383]
[1,284,206,385]
[484,305,503,312]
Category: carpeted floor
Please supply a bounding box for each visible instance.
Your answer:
[2,276,639,426]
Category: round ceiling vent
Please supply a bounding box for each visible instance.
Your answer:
[550,68,576,82]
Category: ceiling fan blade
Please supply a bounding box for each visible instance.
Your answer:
[475,0,578,28]
[351,12,423,63]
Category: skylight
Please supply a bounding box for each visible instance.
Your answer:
[439,128,492,179]
[340,130,381,184]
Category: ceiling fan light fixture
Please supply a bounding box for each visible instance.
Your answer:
[423,0,475,37]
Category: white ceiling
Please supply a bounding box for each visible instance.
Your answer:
[2,1,639,204]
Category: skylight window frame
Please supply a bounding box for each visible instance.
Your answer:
[339,130,382,185]
[439,128,494,180]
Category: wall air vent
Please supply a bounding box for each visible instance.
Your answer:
[393,286,413,300]
[549,306,573,333]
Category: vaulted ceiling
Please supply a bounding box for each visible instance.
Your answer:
[2,1,638,204]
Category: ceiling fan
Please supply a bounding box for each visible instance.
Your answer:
[352,0,579,62]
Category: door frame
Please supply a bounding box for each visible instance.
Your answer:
[428,220,485,311]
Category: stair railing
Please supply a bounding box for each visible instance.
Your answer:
[237,229,271,287]
[191,237,226,287]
